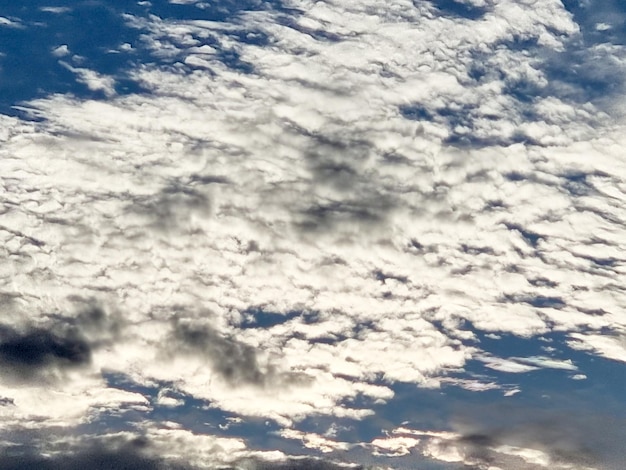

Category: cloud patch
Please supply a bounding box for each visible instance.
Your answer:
[171,318,309,388]
[0,324,90,382]
[0,436,186,470]
[444,404,626,469]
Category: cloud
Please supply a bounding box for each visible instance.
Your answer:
[39,7,72,14]
[171,318,283,387]
[0,437,186,470]
[279,429,351,454]
[51,45,70,58]
[477,354,578,374]
[568,331,626,363]
[58,61,117,97]
[0,324,90,382]
[252,458,361,470]
[443,403,626,469]
[0,16,22,28]
[0,302,151,432]
[391,407,626,469]
[126,181,213,232]
[2,0,626,466]
[0,430,357,470]
[0,300,124,382]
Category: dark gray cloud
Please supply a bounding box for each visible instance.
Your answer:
[297,198,392,235]
[501,293,567,310]
[72,301,124,344]
[172,319,308,388]
[251,458,363,470]
[0,436,189,470]
[0,303,122,382]
[1,436,361,470]
[0,396,15,406]
[173,320,266,385]
[128,182,212,231]
[0,324,90,381]
[287,129,398,237]
[449,402,626,469]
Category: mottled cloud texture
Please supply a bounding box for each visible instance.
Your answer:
[1,0,626,468]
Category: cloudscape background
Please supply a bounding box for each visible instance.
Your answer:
[1,0,626,468]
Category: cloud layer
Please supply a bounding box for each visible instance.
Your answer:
[1,0,626,468]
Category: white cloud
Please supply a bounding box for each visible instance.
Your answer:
[0,17,21,28]
[58,61,116,97]
[52,45,70,58]
[371,435,421,457]
[394,425,599,469]
[568,332,626,363]
[477,355,577,374]
[0,371,150,430]
[280,429,350,453]
[156,389,184,407]
[478,356,540,374]
[514,356,577,371]
[39,7,71,14]
[144,427,252,467]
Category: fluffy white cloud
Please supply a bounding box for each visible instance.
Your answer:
[0,372,150,430]
[280,429,350,453]
[58,61,117,97]
[568,332,626,363]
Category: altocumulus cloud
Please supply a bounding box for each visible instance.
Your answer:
[1,0,626,468]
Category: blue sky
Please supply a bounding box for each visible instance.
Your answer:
[1,1,626,469]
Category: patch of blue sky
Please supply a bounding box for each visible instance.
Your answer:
[562,0,626,46]
[425,0,489,21]
[238,308,305,329]
[0,2,143,115]
[464,330,626,414]
[0,0,290,117]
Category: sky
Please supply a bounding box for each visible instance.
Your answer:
[1,0,626,469]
